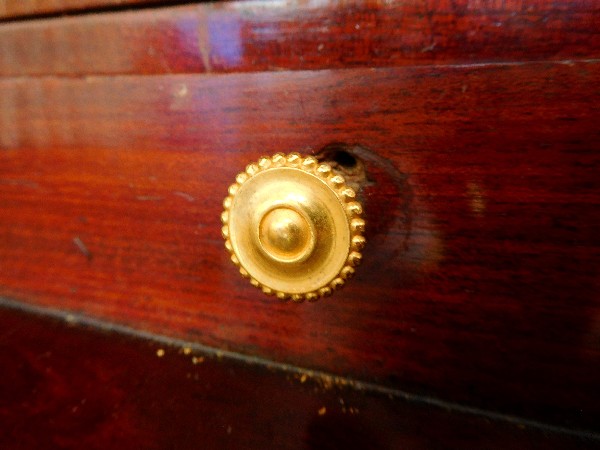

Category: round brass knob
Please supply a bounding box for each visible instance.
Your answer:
[221,152,365,302]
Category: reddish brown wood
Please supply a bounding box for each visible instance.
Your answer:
[0,0,172,19]
[0,61,599,430]
[0,305,597,449]
[0,6,207,76]
[1,1,599,76]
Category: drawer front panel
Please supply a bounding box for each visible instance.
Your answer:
[1,1,599,76]
[1,61,599,429]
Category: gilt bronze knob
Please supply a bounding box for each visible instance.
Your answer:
[221,153,365,302]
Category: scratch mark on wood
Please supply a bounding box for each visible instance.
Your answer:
[174,191,195,202]
[73,236,92,260]
[136,195,163,201]
[196,7,212,72]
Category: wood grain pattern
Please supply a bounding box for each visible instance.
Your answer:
[0,0,172,19]
[1,60,599,430]
[2,305,597,449]
[1,0,599,76]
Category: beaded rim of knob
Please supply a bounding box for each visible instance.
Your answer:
[221,152,366,302]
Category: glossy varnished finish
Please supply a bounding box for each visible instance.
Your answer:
[0,61,599,430]
[1,305,598,449]
[0,0,171,19]
[1,1,599,76]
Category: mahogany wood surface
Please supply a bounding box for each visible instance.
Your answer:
[1,1,599,76]
[1,60,599,431]
[0,0,173,19]
[1,304,598,450]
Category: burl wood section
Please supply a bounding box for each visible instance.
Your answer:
[0,0,599,433]
[3,306,597,450]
